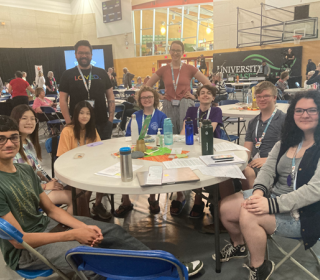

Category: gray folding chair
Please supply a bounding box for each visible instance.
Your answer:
[266,235,320,279]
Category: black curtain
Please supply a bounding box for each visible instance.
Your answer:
[0,44,113,86]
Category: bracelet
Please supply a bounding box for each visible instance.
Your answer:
[43,184,47,190]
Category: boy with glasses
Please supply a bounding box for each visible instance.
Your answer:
[203,81,286,233]
[0,116,203,278]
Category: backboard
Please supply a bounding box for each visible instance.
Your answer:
[282,17,318,41]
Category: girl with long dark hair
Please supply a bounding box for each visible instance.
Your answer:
[57,101,111,219]
[214,91,320,280]
[11,105,73,214]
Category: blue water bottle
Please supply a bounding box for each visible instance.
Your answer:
[185,117,194,145]
[163,118,173,145]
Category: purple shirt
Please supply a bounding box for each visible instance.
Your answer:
[184,106,222,138]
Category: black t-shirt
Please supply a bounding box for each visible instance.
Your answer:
[59,66,112,125]
[287,52,294,59]
[200,57,206,67]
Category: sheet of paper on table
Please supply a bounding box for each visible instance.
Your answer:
[200,165,246,179]
[163,157,205,170]
[200,153,246,166]
[171,148,182,155]
[214,142,249,152]
[95,162,143,178]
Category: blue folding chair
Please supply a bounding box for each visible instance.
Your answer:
[40,106,65,135]
[29,100,34,106]
[276,100,289,104]
[220,124,239,142]
[45,135,60,178]
[295,82,301,88]
[118,85,125,89]
[219,100,246,143]
[195,101,200,107]
[0,218,69,279]
[66,246,188,280]
[226,86,235,100]
[113,90,121,100]
[159,89,165,95]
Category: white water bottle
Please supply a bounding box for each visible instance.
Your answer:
[131,114,139,144]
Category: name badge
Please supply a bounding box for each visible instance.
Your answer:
[171,99,180,106]
[86,100,95,108]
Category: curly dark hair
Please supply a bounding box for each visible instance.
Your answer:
[196,84,217,99]
[281,91,320,148]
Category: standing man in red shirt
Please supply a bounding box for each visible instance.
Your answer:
[8,71,35,108]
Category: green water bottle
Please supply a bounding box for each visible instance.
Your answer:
[201,119,213,155]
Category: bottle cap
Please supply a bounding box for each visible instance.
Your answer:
[120,147,131,155]
[202,119,211,125]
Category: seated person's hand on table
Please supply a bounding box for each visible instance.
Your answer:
[45,179,64,190]
[248,157,267,168]
[242,195,269,215]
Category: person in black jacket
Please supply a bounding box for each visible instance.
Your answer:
[213,91,320,280]
[306,63,320,86]
[306,59,316,78]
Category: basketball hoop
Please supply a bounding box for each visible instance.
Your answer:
[293,35,302,44]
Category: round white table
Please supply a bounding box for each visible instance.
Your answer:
[54,138,248,195]
[54,137,248,273]
[284,88,307,94]
[227,82,253,87]
[46,96,56,101]
[220,103,289,120]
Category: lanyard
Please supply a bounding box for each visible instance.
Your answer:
[77,65,92,100]
[23,143,50,180]
[77,138,87,147]
[197,107,211,128]
[255,109,277,150]
[142,109,155,126]
[287,141,303,190]
[170,63,182,93]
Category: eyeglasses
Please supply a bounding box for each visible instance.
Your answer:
[77,52,91,56]
[0,135,20,145]
[170,49,182,54]
[294,108,318,116]
[20,117,39,124]
[256,95,273,100]
[140,96,154,100]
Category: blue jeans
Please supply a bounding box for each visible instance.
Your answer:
[243,189,301,238]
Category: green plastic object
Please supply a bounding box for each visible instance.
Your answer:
[138,115,151,140]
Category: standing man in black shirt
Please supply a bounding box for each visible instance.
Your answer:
[306,59,316,79]
[199,54,207,75]
[59,40,115,140]
[59,40,115,219]
[284,48,295,69]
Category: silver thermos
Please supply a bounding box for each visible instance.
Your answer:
[119,147,133,182]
